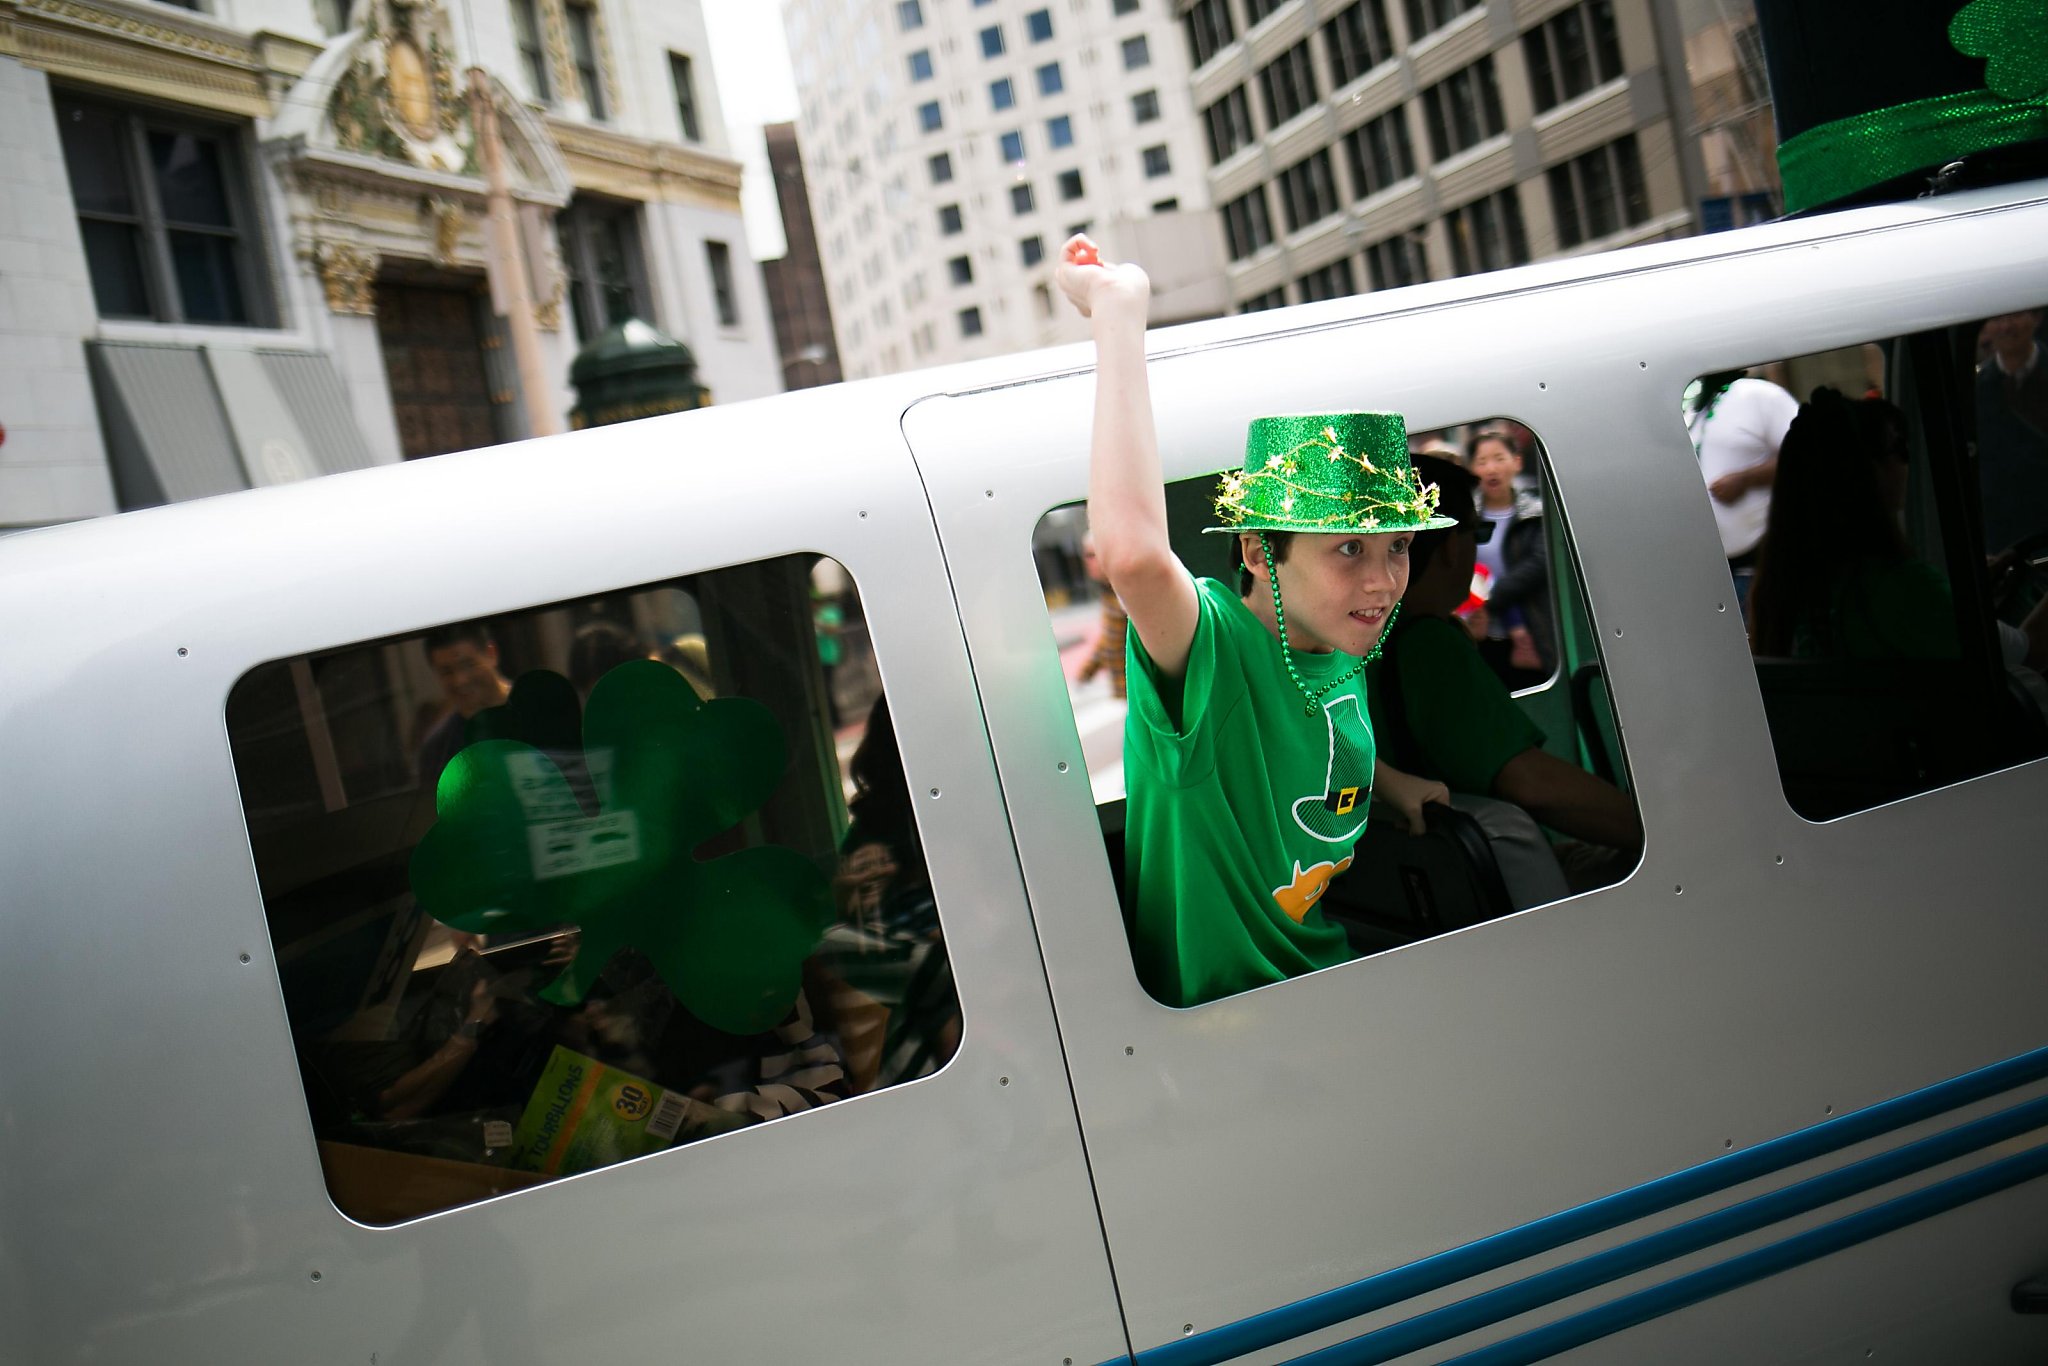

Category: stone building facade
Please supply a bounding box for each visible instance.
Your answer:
[1174,0,1706,312]
[0,0,779,530]
[782,0,1229,380]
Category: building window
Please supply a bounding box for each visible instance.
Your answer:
[1295,257,1356,302]
[1182,0,1235,67]
[1114,0,1140,12]
[959,306,984,336]
[669,52,700,140]
[1343,106,1415,199]
[1222,185,1275,260]
[1065,220,1091,239]
[1421,56,1505,162]
[948,254,974,285]
[929,151,954,183]
[226,557,961,1225]
[908,48,934,81]
[1237,286,1287,313]
[990,77,1016,110]
[1523,0,1625,113]
[898,0,924,30]
[1324,0,1394,89]
[560,196,650,341]
[1141,143,1172,178]
[1243,0,1285,23]
[919,100,944,132]
[1402,0,1480,40]
[1150,196,1179,212]
[1058,168,1085,200]
[1011,182,1036,214]
[938,203,964,235]
[705,239,739,326]
[1275,148,1339,231]
[1121,35,1151,69]
[1546,133,1648,248]
[980,24,1005,57]
[1047,115,1074,148]
[565,0,608,121]
[1132,88,1161,123]
[1257,40,1318,129]
[1443,187,1530,275]
[1020,235,1045,266]
[1027,8,1054,40]
[1202,84,1256,163]
[56,95,271,325]
[512,0,551,102]
[1364,231,1430,288]
[1037,61,1064,95]
[1000,129,1025,162]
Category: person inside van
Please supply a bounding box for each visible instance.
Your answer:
[1750,388,2048,672]
[1368,456,1642,896]
[1055,235,1449,1008]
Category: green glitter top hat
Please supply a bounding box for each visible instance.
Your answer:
[1205,412,1456,536]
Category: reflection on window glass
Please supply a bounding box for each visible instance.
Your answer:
[1688,308,2048,819]
[230,556,959,1224]
[1034,422,1637,1003]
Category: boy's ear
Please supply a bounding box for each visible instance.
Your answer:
[1238,532,1267,576]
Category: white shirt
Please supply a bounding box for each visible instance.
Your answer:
[1690,377,1798,559]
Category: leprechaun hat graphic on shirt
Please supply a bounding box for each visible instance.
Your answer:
[1291,692,1373,845]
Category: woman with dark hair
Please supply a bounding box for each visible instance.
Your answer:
[1746,388,1949,659]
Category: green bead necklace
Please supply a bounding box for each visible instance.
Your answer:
[1260,533,1399,716]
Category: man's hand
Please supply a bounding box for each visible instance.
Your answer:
[1374,761,1450,836]
[1056,234,1149,320]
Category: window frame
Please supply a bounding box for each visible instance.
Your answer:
[1257,40,1319,131]
[57,91,276,327]
[1343,106,1416,200]
[560,195,654,342]
[668,51,700,140]
[564,0,609,121]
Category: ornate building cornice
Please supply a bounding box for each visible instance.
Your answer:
[0,0,289,117]
[547,116,744,210]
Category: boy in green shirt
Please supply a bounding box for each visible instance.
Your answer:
[1056,236,1451,1008]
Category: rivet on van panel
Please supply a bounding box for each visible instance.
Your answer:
[1183,1324,1195,1336]
[309,1270,323,1282]
[238,953,251,964]
[999,1076,1010,1086]
[928,788,940,798]
[1057,761,1069,772]
[1124,1046,1135,1056]
[177,647,188,657]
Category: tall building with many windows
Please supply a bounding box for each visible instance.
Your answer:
[1176,0,1705,311]
[782,0,1226,379]
[0,0,779,530]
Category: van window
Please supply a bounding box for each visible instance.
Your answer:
[1685,303,2048,820]
[228,556,959,1224]
[1038,422,1638,1003]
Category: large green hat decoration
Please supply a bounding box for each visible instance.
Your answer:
[1763,0,2048,216]
[1206,412,1455,536]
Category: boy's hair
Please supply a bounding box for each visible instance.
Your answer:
[1236,530,1295,595]
[1407,455,1479,580]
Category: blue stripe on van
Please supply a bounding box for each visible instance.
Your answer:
[1431,1138,2048,1366]
[1283,1092,2048,1365]
[1136,1041,2048,1366]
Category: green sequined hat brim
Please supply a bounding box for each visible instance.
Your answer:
[1200,513,1459,535]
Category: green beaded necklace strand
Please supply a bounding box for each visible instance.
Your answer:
[1259,532,1399,716]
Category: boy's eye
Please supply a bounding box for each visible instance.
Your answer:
[1336,540,1362,556]
[1390,536,1413,555]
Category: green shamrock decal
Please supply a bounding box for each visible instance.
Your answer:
[411,659,833,1036]
[1951,0,2048,100]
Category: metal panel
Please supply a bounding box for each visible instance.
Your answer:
[208,348,319,487]
[903,183,2048,1363]
[88,340,245,505]
[0,387,1130,1366]
[258,349,382,474]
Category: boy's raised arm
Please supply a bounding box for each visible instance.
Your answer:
[1056,235,1200,681]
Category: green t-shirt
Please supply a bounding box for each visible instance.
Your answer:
[1366,613,1544,795]
[1123,577,1365,1008]
[814,602,844,666]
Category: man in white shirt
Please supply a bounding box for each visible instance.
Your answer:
[1688,369,1799,606]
